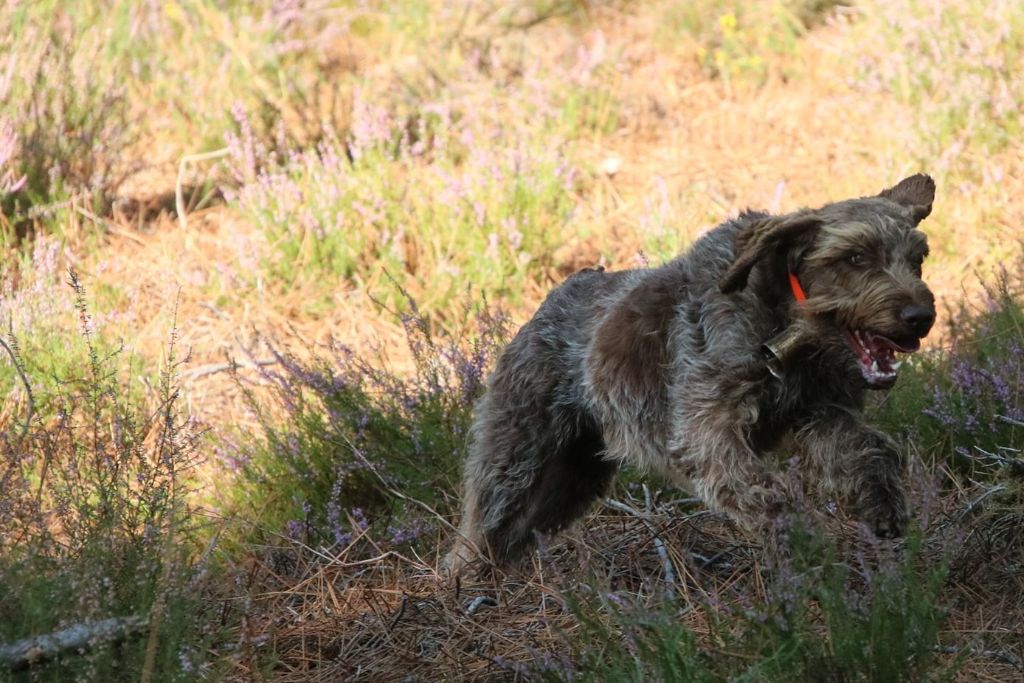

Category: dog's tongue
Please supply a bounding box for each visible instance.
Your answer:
[847,331,914,386]
[867,335,898,371]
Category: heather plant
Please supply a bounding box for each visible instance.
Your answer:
[0,238,88,406]
[848,0,1024,179]
[225,299,508,548]
[151,0,360,153]
[0,237,142,425]
[0,274,210,680]
[223,97,578,312]
[0,2,139,226]
[0,0,343,227]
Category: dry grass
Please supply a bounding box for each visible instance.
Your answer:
[228,504,755,681]
[219,476,1023,681]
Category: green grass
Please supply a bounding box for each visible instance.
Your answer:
[223,104,579,313]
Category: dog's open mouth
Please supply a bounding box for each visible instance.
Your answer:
[844,330,920,388]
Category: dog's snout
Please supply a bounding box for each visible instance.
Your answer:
[900,304,935,336]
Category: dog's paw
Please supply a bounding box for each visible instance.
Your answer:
[859,491,909,539]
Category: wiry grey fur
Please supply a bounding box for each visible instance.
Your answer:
[447,175,938,572]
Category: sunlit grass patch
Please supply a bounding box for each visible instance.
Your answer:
[849,0,1024,180]
[223,96,580,314]
[657,0,829,86]
[561,83,621,137]
[0,1,138,226]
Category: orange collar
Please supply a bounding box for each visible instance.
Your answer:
[788,272,807,302]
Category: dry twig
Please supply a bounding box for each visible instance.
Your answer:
[0,333,33,444]
[0,617,148,671]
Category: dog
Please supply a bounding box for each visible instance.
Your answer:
[447,174,937,572]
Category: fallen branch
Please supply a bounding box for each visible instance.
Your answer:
[955,484,1007,525]
[180,358,277,382]
[603,487,678,600]
[0,616,148,670]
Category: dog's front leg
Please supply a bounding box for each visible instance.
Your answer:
[666,393,792,537]
[795,408,908,538]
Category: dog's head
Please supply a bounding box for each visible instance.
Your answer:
[720,174,937,389]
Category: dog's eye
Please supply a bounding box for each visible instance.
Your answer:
[848,253,868,267]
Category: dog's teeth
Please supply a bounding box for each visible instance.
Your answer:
[870,360,879,373]
[891,361,902,372]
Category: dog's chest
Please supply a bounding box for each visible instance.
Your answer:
[749,385,800,451]
[749,355,864,450]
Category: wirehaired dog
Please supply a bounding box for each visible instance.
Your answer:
[448,175,937,571]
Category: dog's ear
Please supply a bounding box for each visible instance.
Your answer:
[878,173,935,224]
[719,212,821,293]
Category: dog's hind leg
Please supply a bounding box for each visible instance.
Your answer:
[447,269,627,574]
[450,393,614,571]
[510,410,616,547]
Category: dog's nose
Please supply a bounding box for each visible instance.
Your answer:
[900,304,935,336]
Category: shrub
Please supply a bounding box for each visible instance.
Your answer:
[0,273,210,681]
[0,2,139,227]
[224,298,508,548]
[223,94,578,313]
